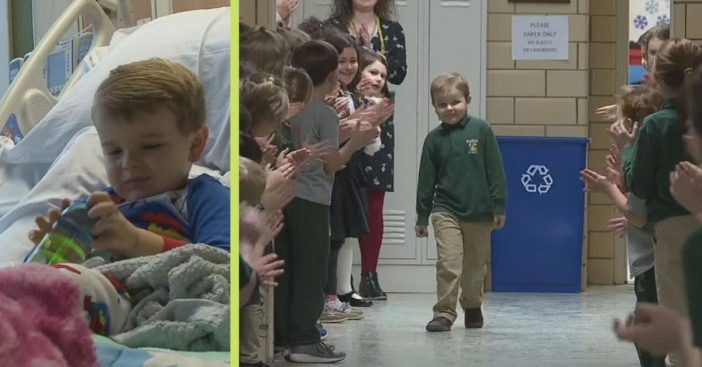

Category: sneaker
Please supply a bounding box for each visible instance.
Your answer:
[316,322,328,340]
[327,298,364,320]
[287,341,346,363]
[320,303,347,323]
[464,308,484,328]
[274,345,291,359]
[425,316,452,332]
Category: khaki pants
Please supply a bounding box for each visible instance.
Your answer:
[653,215,700,367]
[431,212,492,323]
[240,303,263,364]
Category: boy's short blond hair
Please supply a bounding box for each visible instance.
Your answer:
[93,58,205,134]
[430,72,471,104]
[240,157,267,206]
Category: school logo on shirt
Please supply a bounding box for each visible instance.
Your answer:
[466,139,480,154]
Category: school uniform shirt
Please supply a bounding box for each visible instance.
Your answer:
[625,99,691,225]
[106,174,230,252]
[289,96,339,205]
[416,115,507,226]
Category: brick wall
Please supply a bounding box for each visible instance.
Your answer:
[487,0,628,286]
[586,0,621,285]
[486,0,589,137]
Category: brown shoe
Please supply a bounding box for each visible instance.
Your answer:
[464,308,484,328]
[426,316,452,332]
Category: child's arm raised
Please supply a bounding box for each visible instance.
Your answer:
[323,120,379,174]
[581,168,646,228]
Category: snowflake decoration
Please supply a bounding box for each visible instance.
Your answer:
[645,0,659,14]
[657,14,670,26]
[634,15,648,30]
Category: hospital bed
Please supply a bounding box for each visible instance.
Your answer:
[0,3,231,366]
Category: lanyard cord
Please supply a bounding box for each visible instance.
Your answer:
[351,15,385,55]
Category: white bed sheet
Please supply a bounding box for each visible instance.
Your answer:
[0,7,230,217]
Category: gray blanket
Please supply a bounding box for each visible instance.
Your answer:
[86,244,230,351]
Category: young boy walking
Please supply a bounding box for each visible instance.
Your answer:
[415,72,507,332]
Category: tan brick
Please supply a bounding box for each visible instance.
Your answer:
[578,0,588,14]
[488,42,514,69]
[589,192,612,205]
[488,70,545,97]
[590,43,616,69]
[491,125,545,136]
[589,122,612,150]
[588,150,610,173]
[487,97,515,125]
[488,0,515,13]
[588,96,617,122]
[570,15,589,42]
[590,16,616,43]
[587,204,615,232]
[590,0,616,15]
[688,5,702,39]
[674,4,686,39]
[515,98,576,125]
[488,14,512,41]
[547,70,588,97]
[546,125,587,137]
[588,258,614,284]
[515,1,578,14]
[516,43,577,70]
[591,69,616,96]
[578,43,589,70]
[578,98,588,125]
[589,232,614,258]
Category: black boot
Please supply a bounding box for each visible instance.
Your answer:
[339,275,373,307]
[369,271,388,300]
[358,273,375,299]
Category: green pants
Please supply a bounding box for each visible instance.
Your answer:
[634,267,666,367]
[274,197,330,347]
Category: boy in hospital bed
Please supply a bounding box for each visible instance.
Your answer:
[26,58,230,336]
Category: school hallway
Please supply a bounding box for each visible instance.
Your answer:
[277,286,641,367]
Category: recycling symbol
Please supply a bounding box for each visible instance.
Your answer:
[521,165,553,194]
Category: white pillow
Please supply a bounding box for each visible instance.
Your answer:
[0,7,230,168]
[0,7,230,215]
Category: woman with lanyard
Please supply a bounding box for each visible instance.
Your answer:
[328,0,407,300]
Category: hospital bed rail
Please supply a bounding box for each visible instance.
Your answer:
[0,0,114,141]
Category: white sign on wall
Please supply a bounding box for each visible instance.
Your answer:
[512,15,569,60]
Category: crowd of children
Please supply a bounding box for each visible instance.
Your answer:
[238,6,510,362]
[576,24,702,367]
[239,4,702,367]
[238,18,396,364]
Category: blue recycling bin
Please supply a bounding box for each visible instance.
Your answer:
[491,136,589,293]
